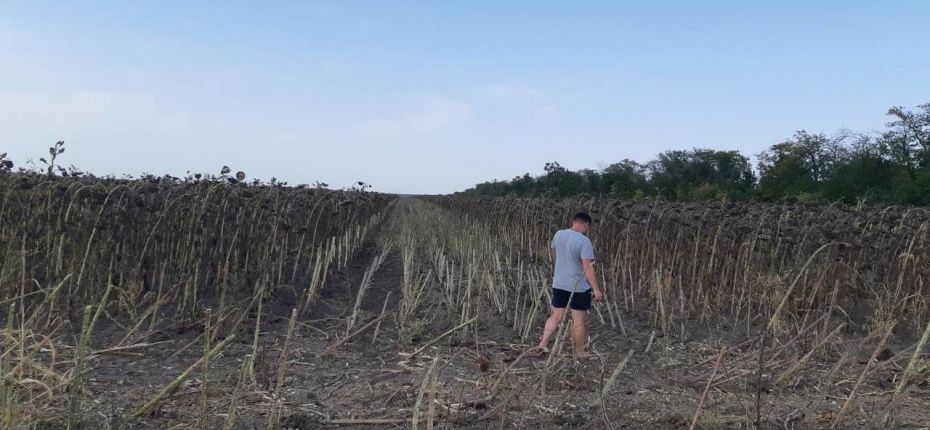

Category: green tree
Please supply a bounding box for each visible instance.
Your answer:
[822,134,898,203]
[880,102,930,173]
[648,148,754,200]
[578,168,604,194]
[602,159,649,198]
[468,179,510,196]
[460,101,930,205]
[757,131,847,200]
[509,173,537,196]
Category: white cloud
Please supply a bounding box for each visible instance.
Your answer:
[480,85,545,98]
[533,104,560,122]
[359,99,471,138]
[0,91,192,139]
[0,91,199,172]
[0,90,328,183]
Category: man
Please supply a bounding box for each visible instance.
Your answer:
[536,212,604,360]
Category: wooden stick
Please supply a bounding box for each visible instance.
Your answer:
[766,313,830,365]
[872,385,917,430]
[690,348,725,430]
[372,291,392,344]
[131,333,236,418]
[428,355,438,430]
[644,330,656,353]
[777,322,846,385]
[269,309,299,429]
[167,303,246,361]
[832,323,895,428]
[413,357,439,430]
[89,340,175,357]
[690,338,754,368]
[324,418,410,425]
[884,312,930,428]
[489,348,534,396]
[593,349,634,408]
[322,313,390,356]
[709,359,788,388]
[409,317,478,359]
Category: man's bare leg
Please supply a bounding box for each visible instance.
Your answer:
[536,307,566,351]
[571,309,592,359]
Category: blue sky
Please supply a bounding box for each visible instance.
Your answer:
[1,1,927,194]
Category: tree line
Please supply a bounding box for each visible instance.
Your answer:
[462,101,930,205]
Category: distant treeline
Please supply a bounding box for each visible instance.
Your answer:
[462,101,930,205]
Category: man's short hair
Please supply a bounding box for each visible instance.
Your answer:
[572,212,592,225]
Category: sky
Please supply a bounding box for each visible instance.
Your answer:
[1,1,928,194]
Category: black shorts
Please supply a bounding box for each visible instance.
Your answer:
[551,288,592,311]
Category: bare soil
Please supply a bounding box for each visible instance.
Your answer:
[30,235,930,430]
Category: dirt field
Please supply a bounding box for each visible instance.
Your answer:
[25,201,930,430]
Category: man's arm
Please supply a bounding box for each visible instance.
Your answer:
[582,259,603,301]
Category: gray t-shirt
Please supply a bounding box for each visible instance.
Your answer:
[550,229,596,292]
